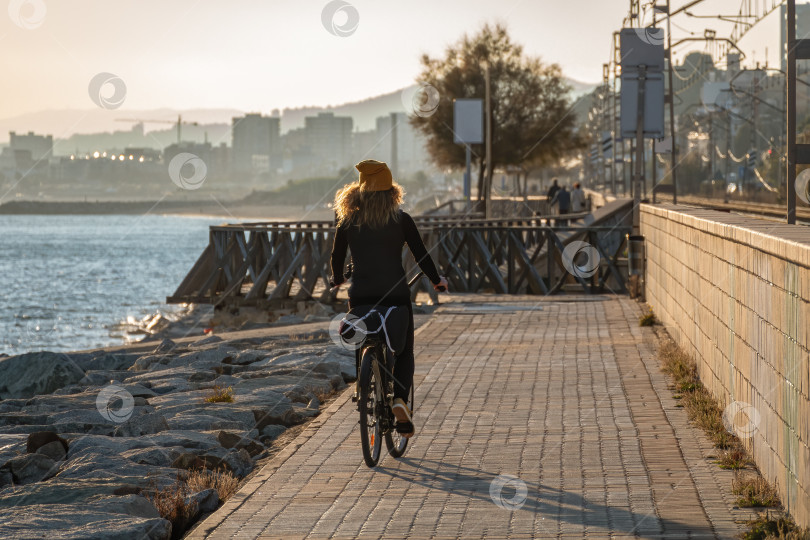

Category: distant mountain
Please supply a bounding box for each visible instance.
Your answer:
[0,77,597,150]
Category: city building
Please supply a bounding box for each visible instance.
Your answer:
[781,2,810,72]
[10,131,53,163]
[373,112,431,178]
[304,112,353,175]
[231,113,281,174]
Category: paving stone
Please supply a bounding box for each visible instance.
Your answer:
[186,296,749,539]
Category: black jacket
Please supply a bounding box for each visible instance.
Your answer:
[330,210,440,305]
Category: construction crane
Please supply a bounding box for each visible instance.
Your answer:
[115,115,199,144]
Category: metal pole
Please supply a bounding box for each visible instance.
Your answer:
[666,0,678,204]
[634,65,647,234]
[484,62,493,219]
[787,0,797,224]
[465,145,471,210]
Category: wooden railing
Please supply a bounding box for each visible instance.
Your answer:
[167,201,633,306]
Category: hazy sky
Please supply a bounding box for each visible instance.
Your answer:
[0,0,785,120]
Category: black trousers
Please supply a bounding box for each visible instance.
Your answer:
[350,299,414,403]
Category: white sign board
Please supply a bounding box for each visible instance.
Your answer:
[453,99,483,144]
[620,72,666,139]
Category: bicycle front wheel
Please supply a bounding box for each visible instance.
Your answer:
[358,346,383,467]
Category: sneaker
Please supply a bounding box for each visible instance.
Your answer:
[392,398,415,438]
[391,398,411,422]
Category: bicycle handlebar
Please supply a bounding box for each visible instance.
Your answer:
[408,271,446,292]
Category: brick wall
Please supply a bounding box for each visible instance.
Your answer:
[641,203,810,526]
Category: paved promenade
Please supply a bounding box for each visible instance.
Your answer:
[188,295,754,539]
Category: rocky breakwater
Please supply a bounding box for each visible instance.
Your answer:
[0,330,354,539]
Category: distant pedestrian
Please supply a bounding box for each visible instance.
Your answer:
[546,178,560,202]
[571,182,586,213]
[550,185,570,214]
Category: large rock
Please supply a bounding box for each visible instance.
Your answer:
[162,347,238,371]
[65,431,222,460]
[27,430,69,454]
[4,453,58,484]
[113,412,169,437]
[67,351,140,372]
[186,488,219,513]
[172,448,252,477]
[55,451,185,487]
[216,431,264,456]
[0,497,171,540]
[120,446,185,468]
[0,352,85,399]
[166,414,248,432]
[0,478,142,507]
[259,424,286,441]
[36,441,67,461]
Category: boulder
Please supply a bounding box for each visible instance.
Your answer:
[113,412,169,437]
[68,351,140,372]
[131,354,167,371]
[27,430,69,454]
[186,488,219,513]
[0,469,12,488]
[0,498,172,540]
[64,431,221,460]
[189,335,223,348]
[0,352,85,399]
[0,478,143,507]
[120,446,185,468]
[6,453,58,484]
[153,338,177,354]
[55,451,185,486]
[36,440,67,461]
[78,370,130,386]
[162,348,237,370]
[166,414,248,432]
[216,431,264,456]
[171,448,252,477]
[259,424,286,441]
[224,350,267,366]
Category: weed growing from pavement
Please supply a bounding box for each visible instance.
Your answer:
[657,340,784,538]
[742,511,810,540]
[639,307,656,326]
[733,474,780,508]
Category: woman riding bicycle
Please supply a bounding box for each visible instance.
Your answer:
[330,159,447,439]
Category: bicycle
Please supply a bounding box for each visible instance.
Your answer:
[335,270,445,467]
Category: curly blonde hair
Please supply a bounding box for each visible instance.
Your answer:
[334,182,404,228]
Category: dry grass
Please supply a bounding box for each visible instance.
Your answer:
[659,342,734,449]
[716,447,748,470]
[145,475,195,538]
[186,466,239,501]
[733,474,780,508]
[204,384,234,403]
[639,307,656,326]
[743,512,810,540]
[657,340,791,538]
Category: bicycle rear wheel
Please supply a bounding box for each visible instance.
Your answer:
[358,346,383,467]
[385,383,414,458]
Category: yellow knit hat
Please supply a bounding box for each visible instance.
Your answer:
[356,159,393,191]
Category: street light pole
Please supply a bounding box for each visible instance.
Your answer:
[787,0,797,224]
[666,0,678,204]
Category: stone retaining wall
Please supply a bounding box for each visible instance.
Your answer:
[641,203,810,526]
